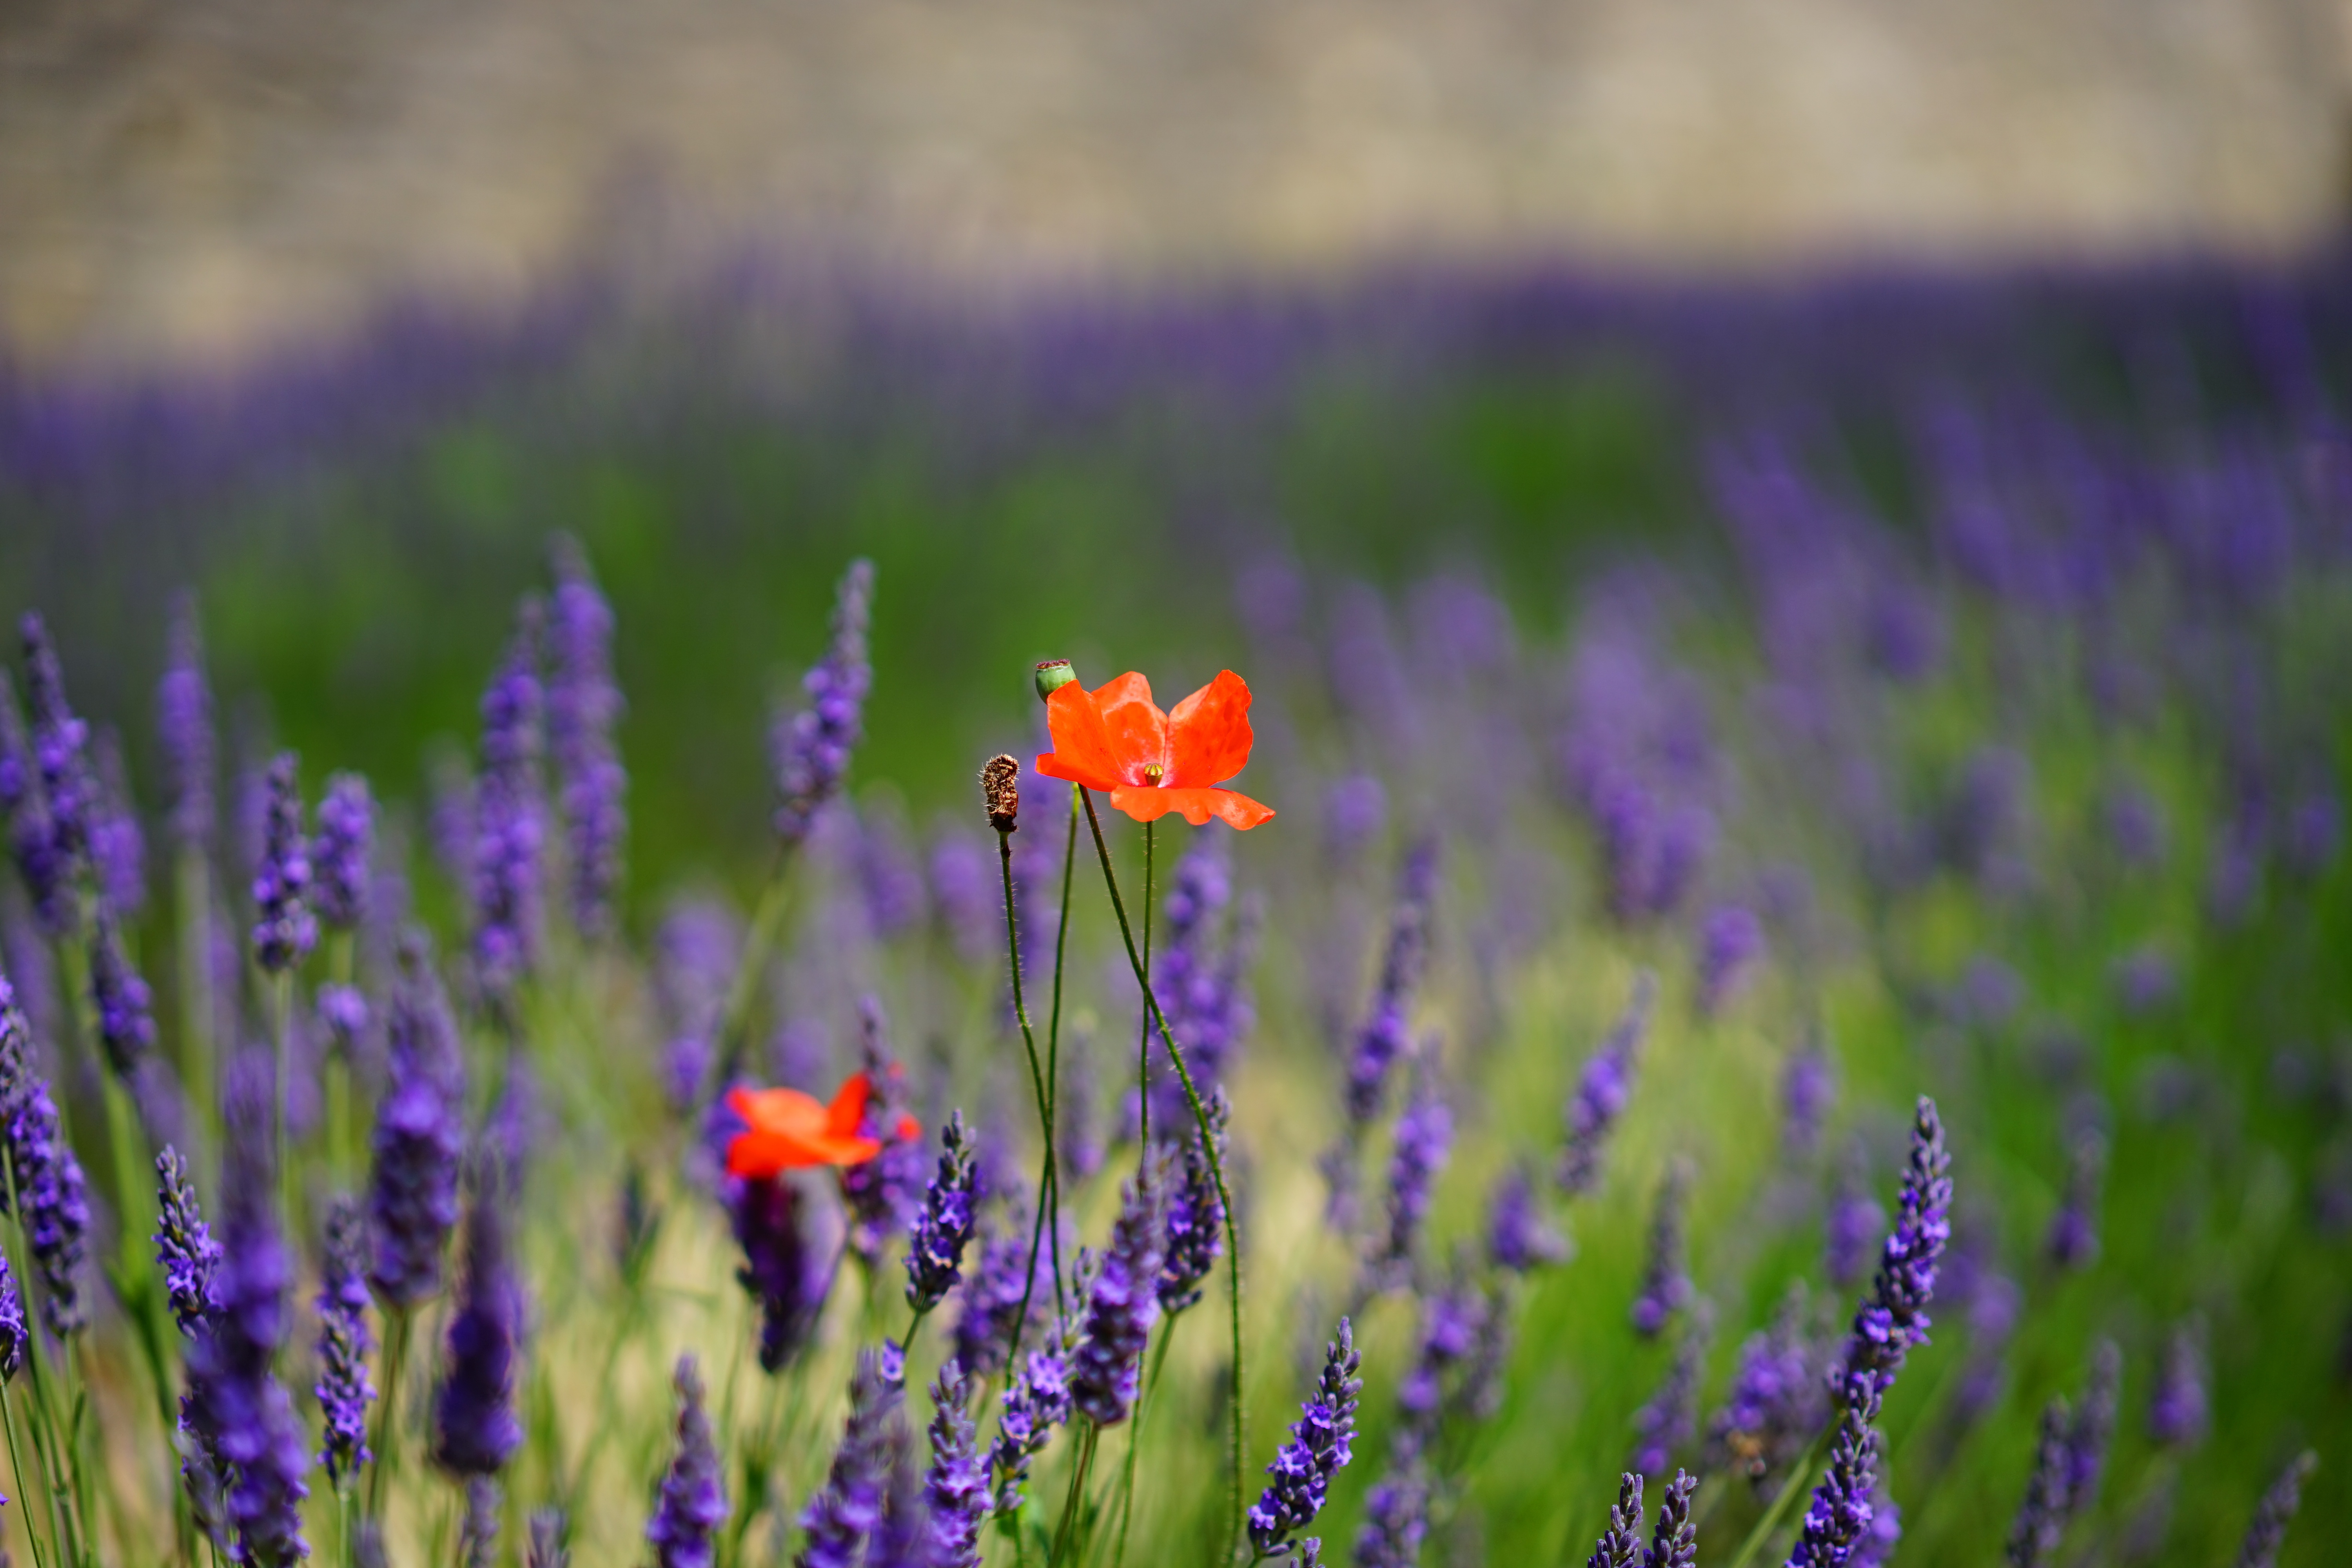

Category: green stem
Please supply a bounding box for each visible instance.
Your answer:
[1723,1425,1827,1568]
[998,824,1059,1366]
[1111,1320,1176,1568]
[5,1146,83,1568]
[366,1306,413,1521]
[714,848,796,1082]
[1,1375,53,1568]
[269,969,294,1229]
[1136,820,1153,1159]
[1043,791,1079,1301]
[174,848,216,1156]
[1078,787,1245,1563]
[1048,1418,1100,1568]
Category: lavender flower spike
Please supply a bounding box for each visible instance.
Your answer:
[1642,1471,1698,1568]
[986,1343,1073,1513]
[1560,972,1659,1195]
[647,1355,727,1568]
[797,1345,902,1568]
[2060,1340,2121,1519]
[182,1054,312,1566]
[1249,1318,1362,1559]
[1071,1169,1167,1426]
[548,535,627,934]
[251,753,317,972]
[773,558,876,847]
[311,773,375,931]
[1341,837,1438,1130]
[905,1111,978,1314]
[1585,1472,1644,1568]
[1834,1096,1952,1409]
[730,1169,838,1373]
[1630,1306,1711,1476]
[432,1163,524,1478]
[315,1196,376,1484]
[1630,1161,1692,1339]
[2043,1129,2105,1271]
[0,1246,23,1383]
[1784,1384,1884,1568]
[2232,1451,2318,1568]
[159,590,217,849]
[1375,1055,1452,1278]
[1488,1163,1569,1273]
[2148,1318,2209,1448]
[1159,1091,1229,1314]
[1824,1141,1886,1292]
[2004,1396,2074,1568]
[367,936,468,1307]
[89,904,157,1079]
[0,983,90,1338]
[473,602,546,1008]
[20,613,95,890]
[923,1363,988,1568]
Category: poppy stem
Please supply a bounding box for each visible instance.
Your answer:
[1077,785,1245,1564]
[1042,789,1078,1307]
[1136,820,1154,1160]
[998,816,1060,1370]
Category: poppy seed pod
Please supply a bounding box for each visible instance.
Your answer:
[1034,659,1078,702]
[982,755,1021,834]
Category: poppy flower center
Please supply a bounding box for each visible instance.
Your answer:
[1144,763,1165,785]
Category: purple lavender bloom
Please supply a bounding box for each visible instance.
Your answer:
[923,1363,988,1568]
[1784,1382,1884,1568]
[1249,1318,1361,1558]
[89,904,156,1079]
[656,897,739,1115]
[429,749,477,892]
[1354,1437,1431,1568]
[1782,1042,1834,1159]
[432,1165,525,1478]
[2104,782,2166,870]
[926,829,997,965]
[773,559,876,847]
[1160,1092,1229,1314]
[0,1248,24,1381]
[0,984,89,1338]
[90,728,146,917]
[1341,837,1439,1131]
[1631,1162,1692,1340]
[1071,1170,1167,1426]
[1825,1144,1886,1292]
[1398,1276,1486,1419]
[647,1355,727,1568]
[951,1209,1048,1377]
[2062,1340,2122,1517]
[1375,1059,1452,1278]
[154,1145,220,1332]
[1559,973,1658,1195]
[548,537,628,935]
[2111,948,2177,1015]
[2283,786,2343,880]
[182,1052,312,1566]
[250,753,317,972]
[528,1511,568,1568]
[1148,839,1256,1132]
[366,937,468,1307]
[730,1171,839,1373]
[316,983,369,1060]
[158,591,217,849]
[473,604,546,1007]
[1696,905,1764,1015]
[868,1414,925,1568]
[1644,1471,1699,1568]
[460,1479,502,1568]
[311,773,374,932]
[2148,1319,2209,1448]
[2005,1396,2074,1568]
[906,1112,978,1314]
[20,614,95,891]
[2044,1130,2105,1272]
[987,1343,1072,1512]
[0,677,65,932]
[1323,774,1387,864]
[1629,1308,1710,1477]
[797,1345,902,1568]
[315,1196,376,1484]
[1487,1165,1567,1274]
[1849,1484,1900,1568]
[2232,1451,2318,1568]
[1709,1284,1826,1489]
[854,802,924,942]
[1833,1097,1953,1411]
[1585,1472,1644,1568]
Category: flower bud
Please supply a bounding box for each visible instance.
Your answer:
[981,755,1021,835]
[1034,660,1077,702]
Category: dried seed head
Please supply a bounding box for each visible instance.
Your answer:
[982,755,1022,834]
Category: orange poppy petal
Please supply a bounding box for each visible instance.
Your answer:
[1036,750,1119,791]
[1040,681,1127,791]
[824,1072,874,1139]
[1165,670,1256,788]
[1089,673,1168,786]
[894,1112,921,1142]
[731,1087,828,1137]
[1107,785,1276,830]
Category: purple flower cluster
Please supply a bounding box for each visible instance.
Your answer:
[473,604,546,1007]
[18,615,96,924]
[986,1342,1073,1512]
[655,897,739,1113]
[1248,1318,1361,1559]
[0,1248,24,1381]
[905,1111,978,1314]
[647,1355,727,1568]
[2148,1318,2209,1448]
[314,1196,376,1483]
[367,938,468,1307]
[1341,837,1439,1130]
[548,537,628,935]
[1559,973,1658,1195]
[2043,1129,2105,1271]
[1708,1284,1826,1488]
[922,1363,988,1568]
[182,1055,312,1566]
[1071,1171,1167,1426]
[1486,1165,1568,1274]
[154,1144,222,1332]
[773,559,876,847]
[1376,1058,1452,1277]
[310,772,374,931]
[730,1171,838,1374]
[2005,1395,2076,1568]
[1832,1097,1952,1410]
[2233,1451,2318,1568]
[842,1000,927,1263]
[90,730,146,916]
[251,753,318,972]
[158,591,217,849]
[0,981,90,1338]
[1695,904,1764,1014]
[1630,1162,1692,1339]
[1629,1307,1710,1477]
[432,1167,525,1478]
[1781,1040,1834,1158]
[797,1345,902,1568]
[1159,1092,1229,1314]
[89,904,156,1079]
[1824,1143,1886,1291]
[1146,839,1257,1130]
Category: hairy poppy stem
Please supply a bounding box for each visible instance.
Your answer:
[1043,791,1078,1303]
[1078,785,1245,1563]
[1136,820,1154,1160]
[1000,804,1069,1369]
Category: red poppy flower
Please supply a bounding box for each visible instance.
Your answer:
[725,1072,918,1179]
[1035,669,1275,829]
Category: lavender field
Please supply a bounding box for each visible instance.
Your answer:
[0,255,2345,1568]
